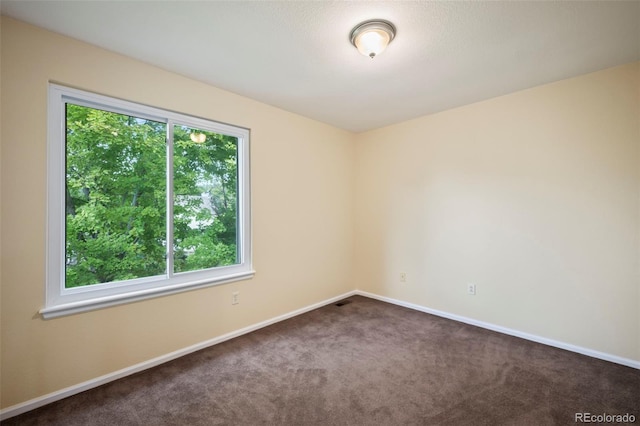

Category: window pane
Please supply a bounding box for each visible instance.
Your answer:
[65,104,167,287]
[173,125,239,273]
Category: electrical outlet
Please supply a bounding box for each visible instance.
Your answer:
[231,291,240,305]
[400,272,407,282]
[467,283,476,295]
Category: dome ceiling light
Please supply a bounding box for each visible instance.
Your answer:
[350,19,396,59]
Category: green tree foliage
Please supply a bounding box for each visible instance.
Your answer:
[65,104,238,288]
[172,125,238,273]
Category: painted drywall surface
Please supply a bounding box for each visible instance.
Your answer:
[0,17,355,408]
[355,62,640,361]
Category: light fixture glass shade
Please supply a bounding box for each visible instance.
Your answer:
[355,29,390,58]
[350,20,396,59]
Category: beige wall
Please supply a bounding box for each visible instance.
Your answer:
[0,17,355,408]
[354,62,640,361]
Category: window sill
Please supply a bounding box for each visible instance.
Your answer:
[39,270,255,319]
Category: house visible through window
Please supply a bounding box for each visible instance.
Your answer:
[43,84,253,318]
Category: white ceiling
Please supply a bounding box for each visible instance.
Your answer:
[2,1,639,133]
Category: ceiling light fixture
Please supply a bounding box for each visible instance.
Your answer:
[350,19,396,59]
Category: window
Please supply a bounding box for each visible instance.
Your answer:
[42,84,253,318]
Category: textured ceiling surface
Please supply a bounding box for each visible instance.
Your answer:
[2,1,639,132]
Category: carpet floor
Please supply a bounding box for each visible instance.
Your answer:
[2,295,639,425]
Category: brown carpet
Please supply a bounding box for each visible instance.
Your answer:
[3,295,639,425]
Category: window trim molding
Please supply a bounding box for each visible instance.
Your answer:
[42,84,254,319]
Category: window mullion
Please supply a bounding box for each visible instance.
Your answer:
[166,122,175,278]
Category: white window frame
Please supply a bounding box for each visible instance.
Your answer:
[42,84,253,319]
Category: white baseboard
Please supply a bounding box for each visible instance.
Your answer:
[355,290,640,370]
[0,290,358,421]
